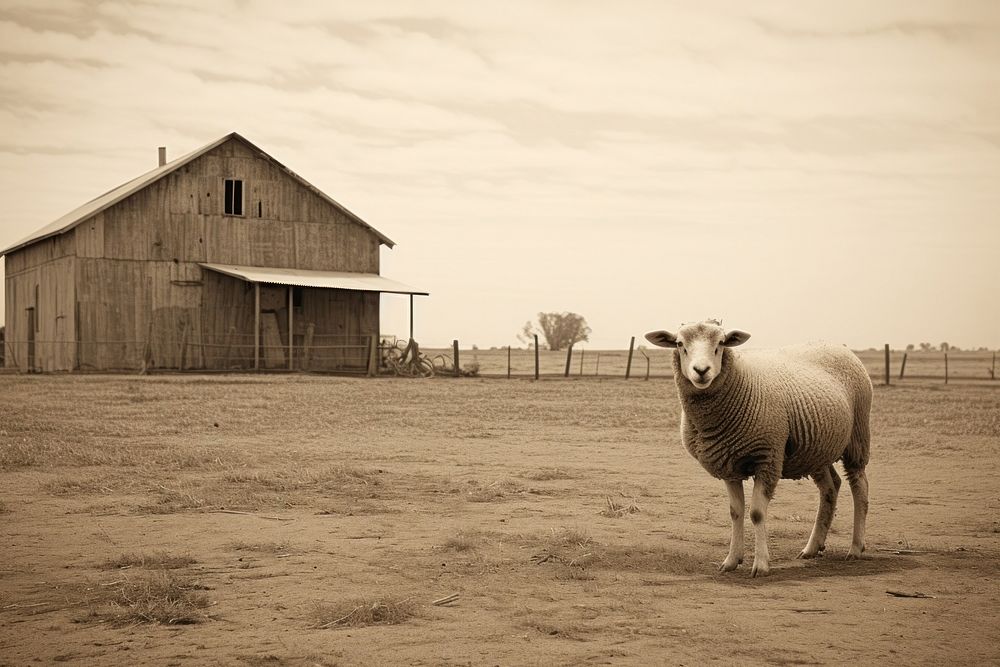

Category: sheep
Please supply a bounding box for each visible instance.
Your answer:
[645,319,872,577]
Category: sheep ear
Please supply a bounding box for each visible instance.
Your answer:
[645,330,678,348]
[723,330,751,347]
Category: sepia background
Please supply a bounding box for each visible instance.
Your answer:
[1,3,998,666]
[1,0,998,349]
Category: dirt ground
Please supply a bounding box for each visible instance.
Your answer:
[1,375,998,666]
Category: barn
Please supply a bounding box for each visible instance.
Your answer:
[1,132,427,373]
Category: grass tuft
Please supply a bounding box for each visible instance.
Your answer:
[43,476,110,496]
[442,530,482,552]
[600,495,641,518]
[310,596,418,629]
[101,551,197,570]
[466,478,524,502]
[521,468,576,481]
[0,440,39,469]
[226,540,293,554]
[80,571,211,626]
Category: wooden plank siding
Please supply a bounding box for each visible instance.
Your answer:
[3,255,76,371]
[6,135,383,371]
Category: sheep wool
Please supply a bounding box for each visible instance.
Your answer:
[646,320,872,577]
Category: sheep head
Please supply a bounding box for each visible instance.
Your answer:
[645,319,751,390]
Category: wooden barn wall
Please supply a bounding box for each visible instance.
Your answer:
[200,270,255,369]
[4,234,74,275]
[95,137,380,273]
[199,273,379,371]
[296,288,379,371]
[75,258,204,370]
[3,253,76,371]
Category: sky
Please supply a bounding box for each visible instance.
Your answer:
[0,0,998,350]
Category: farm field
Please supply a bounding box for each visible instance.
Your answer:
[1,375,998,665]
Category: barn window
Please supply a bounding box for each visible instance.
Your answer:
[224,179,244,216]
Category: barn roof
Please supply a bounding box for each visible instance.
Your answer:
[0,132,395,256]
[200,263,427,295]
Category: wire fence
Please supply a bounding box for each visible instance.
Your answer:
[2,336,996,383]
[422,345,998,384]
[2,334,375,373]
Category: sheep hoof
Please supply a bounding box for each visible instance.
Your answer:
[797,549,821,560]
[719,557,742,572]
[750,561,770,577]
[845,550,864,561]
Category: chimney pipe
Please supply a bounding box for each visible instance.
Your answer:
[158,146,166,167]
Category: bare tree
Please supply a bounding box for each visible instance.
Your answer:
[520,312,591,351]
[905,344,915,352]
[516,321,537,348]
[940,342,950,352]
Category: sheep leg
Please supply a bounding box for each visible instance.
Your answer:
[720,480,745,572]
[799,465,840,559]
[749,475,776,577]
[845,466,869,559]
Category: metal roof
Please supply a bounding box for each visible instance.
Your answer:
[0,132,395,256]
[200,263,428,295]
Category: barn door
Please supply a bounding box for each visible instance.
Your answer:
[25,307,36,372]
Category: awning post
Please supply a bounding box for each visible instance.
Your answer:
[254,282,260,371]
[288,286,294,371]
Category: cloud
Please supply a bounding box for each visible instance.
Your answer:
[0,1,997,346]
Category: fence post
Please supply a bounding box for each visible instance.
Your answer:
[453,340,460,377]
[579,348,585,376]
[302,324,315,372]
[944,352,948,384]
[992,351,996,380]
[367,334,378,377]
[507,345,511,379]
[564,344,573,378]
[899,351,907,380]
[625,336,635,380]
[596,353,600,376]
[883,344,890,386]
[534,335,539,380]
[641,349,650,380]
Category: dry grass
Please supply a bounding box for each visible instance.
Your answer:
[0,440,40,469]
[226,540,294,554]
[79,571,212,626]
[441,530,482,552]
[309,597,418,629]
[521,467,577,481]
[101,551,197,570]
[222,464,383,491]
[465,478,524,502]
[43,476,111,496]
[523,528,706,575]
[600,494,641,518]
[135,464,387,514]
[0,499,8,514]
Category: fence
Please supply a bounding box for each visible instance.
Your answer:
[422,343,998,384]
[3,334,376,374]
[855,347,997,385]
[3,335,996,383]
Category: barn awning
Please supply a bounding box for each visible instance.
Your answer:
[199,263,428,295]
